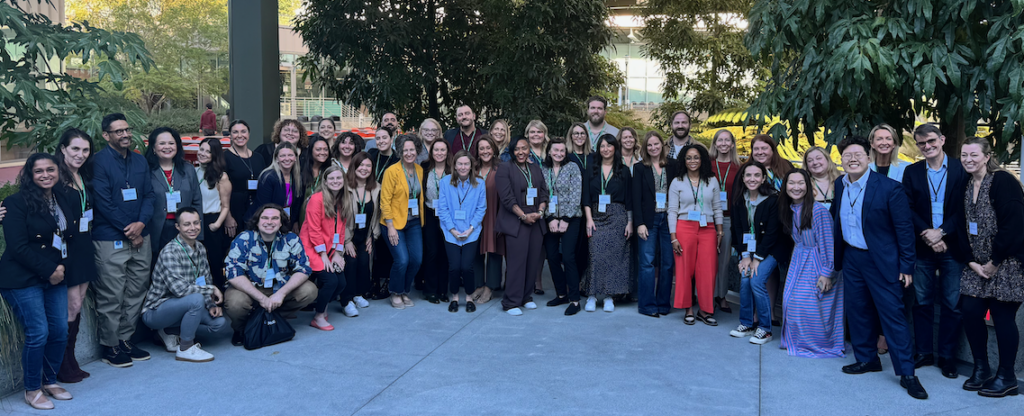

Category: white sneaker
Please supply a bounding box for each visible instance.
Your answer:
[603,298,614,312]
[730,324,755,338]
[749,328,772,345]
[585,296,597,312]
[524,302,538,310]
[353,296,370,308]
[156,328,179,352]
[506,308,523,316]
[175,343,214,362]
[343,301,359,317]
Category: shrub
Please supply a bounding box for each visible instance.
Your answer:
[142,108,222,136]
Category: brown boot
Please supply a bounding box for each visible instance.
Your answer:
[57,317,89,383]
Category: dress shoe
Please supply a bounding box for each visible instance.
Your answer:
[448,301,459,313]
[465,301,476,313]
[231,331,244,347]
[900,375,928,400]
[913,353,935,369]
[979,368,1019,397]
[564,302,581,316]
[440,294,449,302]
[425,294,440,304]
[937,357,959,379]
[963,363,994,391]
[842,361,883,375]
[640,311,660,318]
[534,288,545,295]
[546,296,569,307]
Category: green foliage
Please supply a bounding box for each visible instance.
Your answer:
[0,181,19,385]
[641,0,767,117]
[142,108,209,136]
[1,1,154,153]
[745,0,1024,159]
[295,0,616,136]
[648,100,693,132]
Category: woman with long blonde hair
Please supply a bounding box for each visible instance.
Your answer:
[301,165,353,330]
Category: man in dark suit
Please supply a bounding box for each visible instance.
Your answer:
[833,136,926,399]
[901,123,968,379]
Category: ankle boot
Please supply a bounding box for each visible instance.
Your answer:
[979,367,1019,397]
[57,317,89,383]
[963,361,994,391]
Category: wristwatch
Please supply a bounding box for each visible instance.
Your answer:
[939,228,947,237]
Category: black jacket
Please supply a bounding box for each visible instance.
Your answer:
[955,171,1024,266]
[631,160,679,229]
[57,184,96,287]
[0,190,77,289]
[902,157,968,259]
[730,193,792,263]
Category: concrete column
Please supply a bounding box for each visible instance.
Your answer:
[228,0,280,148]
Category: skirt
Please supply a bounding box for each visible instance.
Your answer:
[584,202,630,297]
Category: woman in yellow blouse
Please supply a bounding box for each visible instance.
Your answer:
[379,134,425,309]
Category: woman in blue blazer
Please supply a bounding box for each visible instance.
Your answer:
[435,150,488,313]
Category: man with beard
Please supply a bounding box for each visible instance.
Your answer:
[444,105,485,156]
[584,96,619,148]
[364,112,400,151]
[666,110,696,161]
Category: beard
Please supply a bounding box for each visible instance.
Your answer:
[673,128,690,139]
[589,113,605,125]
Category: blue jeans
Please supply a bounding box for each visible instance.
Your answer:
[385,221,423,295]
[1,283,68,391]
[912,253,963,358]
[739,255,777,332]
[637,212,673,315]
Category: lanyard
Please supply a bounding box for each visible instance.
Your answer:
[846,182,863,208]
[814,178,832,202]
[600,166,613,195]
[457,179,471,208]
[654,166,665,191]
[928,170,947,202]
[173,239,200,278]
[121,151,132,188]
[546,167,558,197]
[588,124,605,145]
[374,152,390,182]
[231,147,255,179]
[75,174,88,212]
[690,178,704,210]
[162,166,175,192]
[459,130,475,151]
[715,162,731,191]
[517,163,533,186]
[575,153,587,170]
[479,166,491,179]
[432,169,443,198]
[356,186,367,214]
[529,149,542,164]
[746,199,755,235]
[263,237,276,271]
[401,163,419,199]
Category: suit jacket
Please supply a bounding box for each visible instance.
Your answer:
[632,161,678,229]
[495,160,549,238]
[730,194,792,262]
[148,163,204,253]
[0,190,76,289]
[902,157,968,260]
[57,183,96,286]
[833,172,916,282]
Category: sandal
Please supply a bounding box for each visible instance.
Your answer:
[42,384,73,400]
[25,390,54,410]
[697,313,718,326]
[684,314,696,325]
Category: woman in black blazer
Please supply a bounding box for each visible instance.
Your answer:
[144,127,204,256]
[246,142,305,226]
[496,136,549,315]
[632,131,678,317]
[0,153,78,410]
[419,139,452,303]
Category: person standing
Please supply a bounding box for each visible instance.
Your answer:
[417,118,444,164]
[902,123,968,379]
[444,105,485,156]
[868,124,907,182]
[583,134,632,313]
[779,170,843,358]
[219,110,230,136]
[1,154,79,410]
[145,127,204,256]
[541,138,584,315]
[196,137,232,289]
[255,119,307,167]
[367,126,399,299]
[339,153,380,316]
[665,111,696,162]
[833,136,925,400]
[565,122,593,285]
[489,120,512,162]
[710,129,741,313]
[199,103,217,136]
[803,147,841,210]
[496,136,548,315]
[301,166,352,331]
[222,120,267,238]
[314,118,337,148]
[420,139,452,303]
[470,136,505,304]
[332,132,365,174]
[956,136,1024,398]
[246,143,303,225]
[54,129,96,383]
[92,113,156,367]
[633,131,676,318]
[436,151,487,313]
[380,135,426,309]
[749,135,793,191]
[584,96,619,148]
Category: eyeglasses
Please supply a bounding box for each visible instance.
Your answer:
[281,128,300,134]
[421,128,439,133]
[841,152,867,160]
[915,138,940,148]
[106,127,133,136]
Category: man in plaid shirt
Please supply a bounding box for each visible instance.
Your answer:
[141,207,226,362]
[223,203,316,346]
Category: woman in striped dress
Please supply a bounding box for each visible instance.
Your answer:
[779,169,844,358]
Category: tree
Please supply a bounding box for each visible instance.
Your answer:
[745,0,1024,158]
[640,0,767,117]
[279,0,301,25]
[294,0,617,134]
[0,1,153,152]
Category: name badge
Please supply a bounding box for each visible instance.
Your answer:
[83,209,94,221]
[264,268,275,288]
[53,234,67,259]
[699,215,708,227]
[166,191,180,211]
[195,276,207,286]
[655,192,666,209]
[114,240,124,250]
[80,209,93,233]
[355,213,367,229]
[333,234,340,245]
[742,233,753,243]
[548,195,558,214]
[122,188,137,201]
[455,210,467,220]
[247,179,259,190]
[720,191,728,203]
[526,187,537,206]
[598,194,611,213]
[747,239,757,252]
[687,210,701,221]
[969,222,978,236]
[409,199,419,216]
[283,207,291,217]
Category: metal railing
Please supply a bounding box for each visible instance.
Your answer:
[280,97,368,129]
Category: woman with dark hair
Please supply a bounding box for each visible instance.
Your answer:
[380,134,426,309]
[583,133,632,313]
[436,150,487,312]
[315,118,337,148]
[301,165,352,330]
[247,142,304,231]
[420,139,452,303]
[749,134,793,190]
[496,135,548,315]
[145,127,203,256]
[255,119,307,166]
[54,129,96,383]
[727,161,787,343]
[779,169,842,357]
[301,136,332,198]
[541,137,584,315]
[223,120,267,238]
[368,126,399,184]
[669,144,723,325]
[196,137,232,289]
[0,153,78,410]
[470,135,505,304]
[632,131,676,318]
[332,131,365,173]
[339,152,380,315]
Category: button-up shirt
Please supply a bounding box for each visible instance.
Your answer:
[927,154,948,229]
[143,235,216,313]
[225,230,311,292]
[92,146,157,241]
[841,169,870,250]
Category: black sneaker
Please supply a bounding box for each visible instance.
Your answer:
[231,330,244,347]
[564,302,581,316]
[119,340,150,361]
[102,345,133,368]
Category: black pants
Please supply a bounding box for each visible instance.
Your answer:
[445,241,479,295]
[421,210,449,297]
[962,295,1022,371]
[474,252,504,290]
[544,218,581,302]
[371,234,393,297]
[202,213,228,289]
[341,236,371,303]
[312,270,346,313]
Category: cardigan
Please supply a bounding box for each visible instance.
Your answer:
[0,191,75,289]
[667,175,724,232]
[246,168,306,222]
[147,163,205,253]
[379,162,425,230]
[435,174,488,245]
[955,170,1024,266]
[632,161,679,229]
[542,162,583,219]
[300,191,348,271]
[730,193,793,262]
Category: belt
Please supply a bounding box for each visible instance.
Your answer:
[846,243,868,252]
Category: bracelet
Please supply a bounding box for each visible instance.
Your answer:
[671,239,678,243]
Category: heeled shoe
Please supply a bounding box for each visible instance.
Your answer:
[963,363,994,391]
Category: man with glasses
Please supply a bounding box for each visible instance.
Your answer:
[444,105,485,156]
[832,136,925,399]
[583,96,619,148]
[92,113,158,368]
[901,123,968,379]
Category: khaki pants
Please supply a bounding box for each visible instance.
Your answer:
[92,237,152,347]
[224,281,318,332]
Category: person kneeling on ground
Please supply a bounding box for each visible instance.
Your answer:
[141,207,227,362]
[224,203,316,346]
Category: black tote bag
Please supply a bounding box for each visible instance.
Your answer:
[243,305,296,350]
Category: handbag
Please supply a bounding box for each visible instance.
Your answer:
[243,304,296,350]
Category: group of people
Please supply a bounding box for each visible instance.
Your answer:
[0,96,1021,410]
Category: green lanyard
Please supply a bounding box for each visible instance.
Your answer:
[401,163,419,199]
[529,149,542,164]
[162,166,175,192]
[431,169,442,198]
[173,239,200,278]
[746,198,755,235]
[546,167,557,197]
[690,178,704,210]
[374,152,388,182]
[600,166,612,195]
[356,187,367,214]
[716,162,731,191]
[575,153,587,170]
[654,167,665,192]
[76,174,88,212]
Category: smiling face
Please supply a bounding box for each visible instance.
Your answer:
[743,165,764,191]
[197,142,213,165]
[489,123,507,143]
[401,140,418,164]
[279,123,301,145]
[645,136,663,159]
[355,158,372,181]
[620,131,636,153]
[431,142,448,164]
[805,149,828,177]
[61,137,91,170]
[155,132,177,162]
[550,143,566,164]
[175,211,202,242]
[277,148,296,171]
[339,137,356,158]
[455,155,472,178]
[587,100,606,125]
[871,129,896,157]
[312,140,330,164]
[599,141,614,161]
[960,143,989,175]
[513,139,529,164]
[684,148,701,172]
[258,208,282,236]
[32,158,59,190]
[318,120,335,139]
[571,126,587,148]
[528,127,545,146]
[230,123,249,147]
[325,170,345,192]
[671,113,691,139]
[375,130,392,151]
[456,106,475,128]
[752,140,773,164]
[714,133,734,156]
[786,173,807,202]
[104,120,132,151]
[477,141,494,164]
[915,132,945,160]
[421,121,440,144]
[840,144,869,177]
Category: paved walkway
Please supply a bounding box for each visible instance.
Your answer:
[0,290,1017,415]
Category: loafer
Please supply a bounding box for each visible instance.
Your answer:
[466,301,476,313]
[900,375,928,400]
[842,361,883,374]
[390,295,405,310]
[440,294,449,302]
[534,288,545,295]
[546,296,569,307]
[564,302,581,316]
[963,364,994,391]
[448,301,459,313]
[914,353,935,369]
[938,357,959,379]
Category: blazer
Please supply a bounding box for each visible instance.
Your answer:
[730,193,792,262]
[869,161,908,183]
[345,186,382,243]
[148,163,204,252]
[833,172,916,281]
[902,157,968,260]
[0,191,75,289]
[495,160,549,238]
[435,174,488,245]
[954,170,1024,266]
[632,161,679,229]
[58,183,96,287]
[379,162,425,230]
[246,168,306,222]
[300,191,347,272]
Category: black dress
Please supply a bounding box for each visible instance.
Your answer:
[59,183,97,287]
[224,150,267,226]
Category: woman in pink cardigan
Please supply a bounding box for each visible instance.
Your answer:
[300,165,353,331]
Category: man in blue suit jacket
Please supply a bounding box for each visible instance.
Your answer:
[833,136,926,400]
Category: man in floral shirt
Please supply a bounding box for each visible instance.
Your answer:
[223,204,316,346]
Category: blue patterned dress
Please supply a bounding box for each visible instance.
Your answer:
[781,202,845,358]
